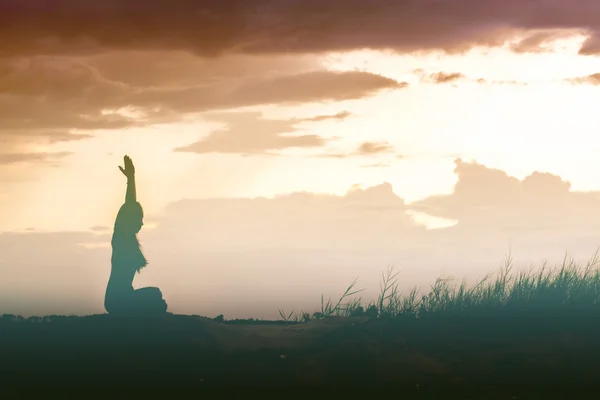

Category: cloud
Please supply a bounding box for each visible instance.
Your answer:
[0,57,138,145]
[47,132,94,143]
[357,142,395,155]
[318,141,398,159]
[361,163,391,168]
[174,112,328,155]
[409,158,600,231]
[509,29,581,53]
[0,54,401,160]
[86,51,319,88]
[296,111,352,123]
[578,33,600,54]
[567,73,600,85]
[89,226,110,232]
[218,71,403,106]
[414,70,526,86]
[0,151,71,165]
[475,78,529,86]
[1,1,599,56]
[124,70,399,116]
[0,230,111,316]
[0,56,399,136]
[149,181,418,251]
[428,72,466,84]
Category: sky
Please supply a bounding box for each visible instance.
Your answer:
[4,0,600,318]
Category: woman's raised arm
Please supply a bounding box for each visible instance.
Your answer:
[118,155,137,203]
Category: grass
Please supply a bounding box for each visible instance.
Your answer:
[277,249,600,323]
[5,249,600,397]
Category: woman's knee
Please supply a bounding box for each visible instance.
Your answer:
[158,298,168,313]
[136,288,168,313]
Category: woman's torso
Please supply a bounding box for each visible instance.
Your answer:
[106,233,145,293]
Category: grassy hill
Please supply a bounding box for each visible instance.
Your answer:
[3,256,600,398]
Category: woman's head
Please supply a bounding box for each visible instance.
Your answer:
[114,201,144,235]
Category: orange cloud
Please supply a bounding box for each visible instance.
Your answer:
[428,72,466,84]
[0,56,400,154]
[318,141,398,159]
[409,158,600,231]
[175,112,328,155]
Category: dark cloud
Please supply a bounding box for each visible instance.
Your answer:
[0,1,598,56]
[0,151,71,165]
[86,51,319,88]
[174,112,327,155]
[409,158,600,231]
[509,29,579,53]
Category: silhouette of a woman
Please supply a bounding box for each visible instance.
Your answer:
[104,155,168,316]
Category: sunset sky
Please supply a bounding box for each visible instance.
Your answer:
[3,1,600,319]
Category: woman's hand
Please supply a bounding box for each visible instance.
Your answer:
[118,155,135,179]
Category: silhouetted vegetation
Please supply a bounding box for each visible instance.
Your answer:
[3,252,600,397]
[279,251,600,322]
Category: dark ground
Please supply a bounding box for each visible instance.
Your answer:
[1,311,599,398]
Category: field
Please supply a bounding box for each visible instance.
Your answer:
[3,254,600,398]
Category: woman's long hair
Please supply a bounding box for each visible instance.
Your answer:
[112,201,148,273]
